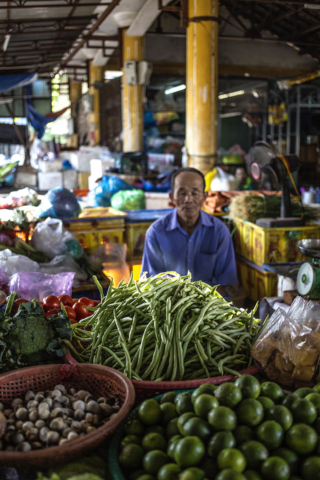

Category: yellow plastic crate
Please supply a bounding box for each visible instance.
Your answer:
[233,219,320,266]
[125,222,151,260]
[236,255,278,302]
[63,217,125,255]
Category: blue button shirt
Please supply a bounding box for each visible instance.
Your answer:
[141,209,238,285]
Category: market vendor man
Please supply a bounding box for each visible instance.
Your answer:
[141,167,238,288]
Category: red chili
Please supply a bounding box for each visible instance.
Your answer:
[73,302,91,320]
[43,295,60,312]
[79,297,95,308]
[58,295,74,307]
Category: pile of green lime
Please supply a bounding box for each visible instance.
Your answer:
[118,376,320,480]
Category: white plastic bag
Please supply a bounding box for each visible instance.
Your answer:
[39,255,87,286]
[31,218,74,259]
[0,249,39,277]
[210,167,237,191]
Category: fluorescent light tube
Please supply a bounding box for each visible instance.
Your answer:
[165,84,186,95]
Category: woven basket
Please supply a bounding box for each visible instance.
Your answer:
[64,354,259,402]
[0,363,135,469]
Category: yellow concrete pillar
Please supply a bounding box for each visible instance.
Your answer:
[70,81,82,116]
[122,29,144,152]
[186,0,219,174]
[89,61,104,145]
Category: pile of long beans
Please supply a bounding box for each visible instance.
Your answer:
[65,273,261,382]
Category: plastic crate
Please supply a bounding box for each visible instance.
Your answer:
[233,218,320,266]
[124,209,173,260]
[63,217,125,255]
[236,254,278,302]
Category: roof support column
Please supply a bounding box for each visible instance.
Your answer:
[122,29,144,152]
[89,61,104,145]
[186,0,219,174]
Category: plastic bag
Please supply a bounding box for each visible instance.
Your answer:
[0,268,9,287]
[38,187,80,219]
[9,271,75,301]
[39,255,87,286]
[111,189,145,211]
[252,297,320,388]
[90,243,130,286]
[0,249,39,277]
[210,167,237,191]
[87,175,132,208]
[31,218,81,260]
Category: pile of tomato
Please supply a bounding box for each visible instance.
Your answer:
[12,294,100,324]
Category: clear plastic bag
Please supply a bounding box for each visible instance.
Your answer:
[252,297,320,388]
[31,218,77,260]
[39,255,87,286]
[9,271,75,301]
[90,243,130,286]
[0,249,39,277]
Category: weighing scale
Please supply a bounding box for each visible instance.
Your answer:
[296,239,320,299]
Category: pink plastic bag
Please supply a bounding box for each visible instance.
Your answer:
[9,272,75,301]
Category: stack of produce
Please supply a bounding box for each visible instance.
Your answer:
[69,273,261,381]
[118,376,320,480]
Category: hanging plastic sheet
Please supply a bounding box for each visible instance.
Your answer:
[0,73,37,94]
[25,103,70,139]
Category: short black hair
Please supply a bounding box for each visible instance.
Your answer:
[171,167,206,192]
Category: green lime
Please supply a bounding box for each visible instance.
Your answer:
[236,399,264,427]
[291,398,317,424]
[281,394,296,410]
[175,393,194,415]
[273,448,298,475]
[239,441,269,469]
[215,383,243,409]
[235,375,261,399]
[217,448,246,473]
[191,384,217,403]
[182,417,211,442]
[142,433,167,452]
[244,471,262,480]
[258,397,275,410]
[256,421,283,450]
[174,436,205,468]
[260,383,284,404]
[313,384,320,393]
[200,457,218,479]
[179,467,206,480]
[166,417,180,438]
[208,431,236,458]
[157,463,181,480]
[208,406,237,431]
[128,470,146,480]
[234,426,254,445]
[315,418,320,434]
[139,399,162,426]
[266,406,293,432]
[136,476,155,480]
[285,424,318,455]
[143,450,169,475]
[125,419,145,437]
[119,444,144,470]
[301,456,320,480]
[194,394,219,419]
[167,435,182,459]
[261,457,290,480]
[160,402,178,426]
[121,435,142,448]
[305,393,320,415]
[293,387,314,398]
[177,413,197,435]
[160,392,177,404]
[145,426,166,437]
[216,470,246,480]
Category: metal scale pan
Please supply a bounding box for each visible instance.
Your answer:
[296,239,320,298]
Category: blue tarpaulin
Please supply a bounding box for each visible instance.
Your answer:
[25,103,57,139]
[0,73,37,94]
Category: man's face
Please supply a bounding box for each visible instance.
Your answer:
[236,168,247,185]
[170,172,207,224]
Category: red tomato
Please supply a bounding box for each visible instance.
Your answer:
[65,306,77,323]
[45,309,58,319]
[93,300,101,306]
[73,302,91,320]
[79,297,95,308]
[43,295,60,312]
[58,295,74,307]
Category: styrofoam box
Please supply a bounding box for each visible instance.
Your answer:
[70,152,92,173]
[38,159,62,173]
[38,172,63,191]
[63,169,78,190]
[90,158,114,178]
[88,174,99,191]
[145,192,170,210]
[14,172,37,188]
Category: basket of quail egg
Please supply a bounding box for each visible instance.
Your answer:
[0,363,135,469]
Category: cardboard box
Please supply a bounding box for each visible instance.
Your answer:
[78,173,90,189]
[38,172,63,191]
